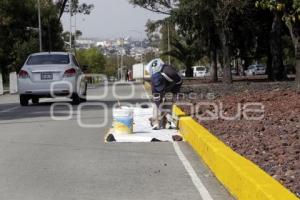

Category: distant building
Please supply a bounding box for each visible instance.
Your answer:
[96,41,112,48]
[75,39,96,49]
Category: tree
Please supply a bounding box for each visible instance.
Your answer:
[211,0,244,84]
[131,0,295,84]
[164,37,203,77]
[57,0,94,19]
[76,48,106,74]
[41,1,64,52]
[157,20,183,68]
[105,55,138,77]
[57,0,93,51]
[257,0,300,89]
[145,20,161,48]
[136,3,205,77]
[129,0,176,15]
[0,0,64,82]
[170,0,220,81]
[132,0,244,82]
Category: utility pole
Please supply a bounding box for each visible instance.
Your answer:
[129,30,143,63]
[117,53,120,79]
[120,38,124,80]
[167,23,171,65]
[69,0,72,51]
[72,12,77,54]
[129,30,144,82]
[37,0,42,52]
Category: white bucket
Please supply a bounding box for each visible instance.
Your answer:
[113,107,134,134]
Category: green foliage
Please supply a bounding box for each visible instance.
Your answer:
[67,0,94,15]
[57,0,94,18]
[129,0,175,14]
[256,0,300,84]
[76,48,106,74]
[256,0,300,38]
[104,55,138,77]
[143,51,157,63]
[132,0,295,82]
[0,0,64,82]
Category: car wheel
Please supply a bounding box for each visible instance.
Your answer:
[80,83,88,102]
[32,97,39,104]
[20,95,29,106]
[72,93,81,105]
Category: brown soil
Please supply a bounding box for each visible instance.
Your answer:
[179,82,300,197]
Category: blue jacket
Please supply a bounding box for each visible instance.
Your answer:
[151,64,182,94]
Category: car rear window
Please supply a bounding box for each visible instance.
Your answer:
[257,65,265,70]
[27,55,70,65]
[196,67,206,71]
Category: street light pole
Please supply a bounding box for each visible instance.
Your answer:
[69,0,72,51]
[167,23,171,65]
[37,0,42,52]
[129,30,143,63]
[121,38,124,80]
[129,30,144,83]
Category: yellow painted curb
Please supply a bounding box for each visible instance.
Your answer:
[144,81,152,92]
[174,105,299,200]
[173,105,186,117]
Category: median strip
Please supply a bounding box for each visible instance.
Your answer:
[174,105,299,200]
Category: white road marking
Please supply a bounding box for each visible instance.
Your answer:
[173,142,214,200]
[0,106,20,113]
[142,83,213,199]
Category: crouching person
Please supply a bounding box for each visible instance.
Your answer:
[146,59,183,130]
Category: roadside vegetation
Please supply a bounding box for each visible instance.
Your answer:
[0,0,64,83]
[130,0,300,90]
[0,0,153,83]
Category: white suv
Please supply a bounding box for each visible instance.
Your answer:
[245,64,266,76]
[18,52,87,106]
[193,66,208,77]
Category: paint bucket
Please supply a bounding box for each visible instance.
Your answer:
[113,107,134,134]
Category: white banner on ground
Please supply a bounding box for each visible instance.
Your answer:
[0,73,3,95]
[107,107,179,143]
[9,72,18,94]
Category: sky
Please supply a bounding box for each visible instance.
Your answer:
[61,0,165,40]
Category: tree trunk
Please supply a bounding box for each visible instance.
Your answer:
[242,57,250,76]
[270,12,286,81]
[219,29,232,84]
[266,48,273,80]
[285,20,300,91]
[295,39,300,91]
[210,49,218,82]
[222,46,232,84]
[185,65,193,78]
[295,59,300,91]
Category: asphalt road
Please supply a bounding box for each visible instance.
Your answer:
[0,83,233,200]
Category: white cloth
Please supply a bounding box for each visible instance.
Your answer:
[107,107,179,143]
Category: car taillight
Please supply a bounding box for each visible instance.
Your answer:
[64,68,76,77]
[19,70,29,79]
